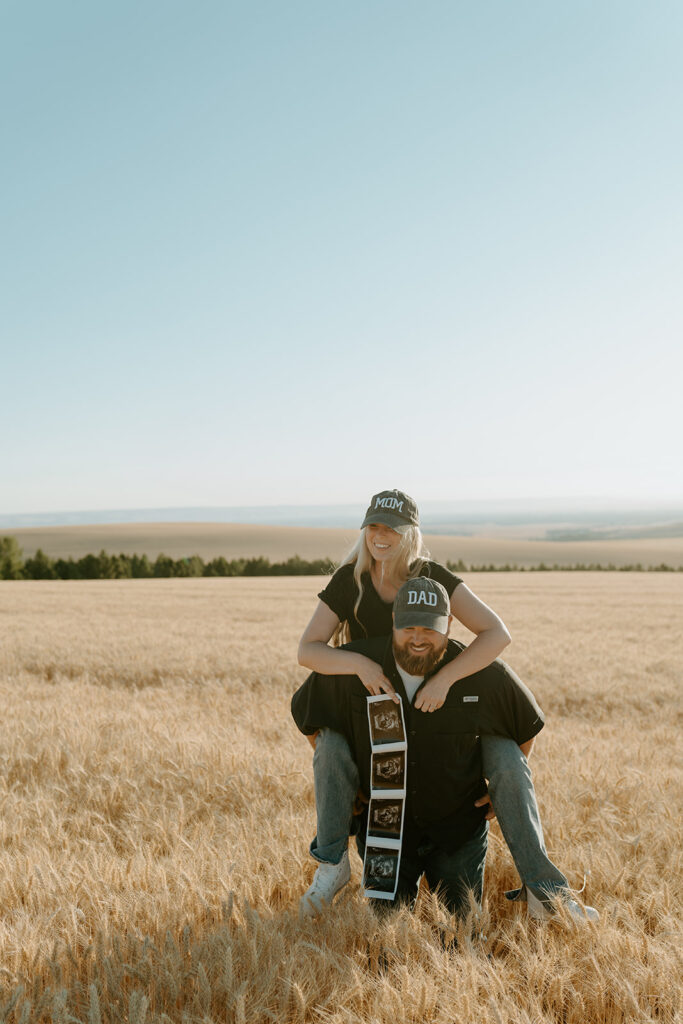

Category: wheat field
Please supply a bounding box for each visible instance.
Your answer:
[0,574,681,1023]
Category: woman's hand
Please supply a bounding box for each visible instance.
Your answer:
[414,670,452,712]
[356,657,399,702]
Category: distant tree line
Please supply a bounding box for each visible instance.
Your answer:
[0,537,680,580]
[446,559,681,573]
[0,538,335,580]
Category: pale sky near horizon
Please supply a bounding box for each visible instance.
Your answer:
[3,1,682,515]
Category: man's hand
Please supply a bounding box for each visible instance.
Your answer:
[414,675,451,712]
[357,658,399,702]
[474,791,497,821]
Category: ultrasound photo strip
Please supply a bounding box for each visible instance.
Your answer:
[362,695,408,901]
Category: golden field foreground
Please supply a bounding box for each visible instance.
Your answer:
[0,574,681,1024]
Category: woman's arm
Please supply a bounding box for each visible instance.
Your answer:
[414,584,511,712]
[298,601,398,700]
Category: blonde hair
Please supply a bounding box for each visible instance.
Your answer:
[332,525,430,646]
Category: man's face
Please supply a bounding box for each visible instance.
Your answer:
[392,625,448,675]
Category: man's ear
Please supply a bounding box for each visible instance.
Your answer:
[392,611,395,624]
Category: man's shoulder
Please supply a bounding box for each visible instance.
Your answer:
[444,638,467,662]
[447,652,541,710]
[341,635,388,663]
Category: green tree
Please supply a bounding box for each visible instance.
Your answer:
[95,550,116,579]
[203,556,230,576]
[109,554,133,579]
[174,555,204,577]
[153,554,175,578]
[131,554,153,578]
[77,553,103,578]
[0,537,24,579]
[55,558,81,579]
[24,548,57,580]
[242,556,272,576]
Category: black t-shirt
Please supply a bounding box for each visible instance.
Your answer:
[291,636,545,852]
[318,560,463,640]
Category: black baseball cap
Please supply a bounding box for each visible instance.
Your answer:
[393,578,450,634]
[361,489,419,532]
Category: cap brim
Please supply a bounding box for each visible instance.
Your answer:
[361,513,412,533]
[393,610,450,634]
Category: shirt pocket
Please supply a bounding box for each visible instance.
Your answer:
[435,706,479,734]
[434,728,481,785]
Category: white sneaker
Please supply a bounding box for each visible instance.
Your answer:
[299,851,351,919]
[526,888,599,923]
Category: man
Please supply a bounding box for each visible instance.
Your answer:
[292,577,599,922]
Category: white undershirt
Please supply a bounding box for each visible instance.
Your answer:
[396,664,424,704]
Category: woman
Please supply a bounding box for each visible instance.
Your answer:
[297,489,597,923]
[298,488,511,710]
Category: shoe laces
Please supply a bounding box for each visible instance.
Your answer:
[308,864,339,894]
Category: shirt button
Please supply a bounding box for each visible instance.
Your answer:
[410,730,416,737]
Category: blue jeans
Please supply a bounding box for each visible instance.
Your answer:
[309,729,569,905]
[356,822,488,917]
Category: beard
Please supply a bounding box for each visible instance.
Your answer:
[392,634,448,676]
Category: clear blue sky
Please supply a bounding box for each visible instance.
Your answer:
[3,1,682,514]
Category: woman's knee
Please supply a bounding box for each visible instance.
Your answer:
[480,734,527,781]
[313,728,356,770]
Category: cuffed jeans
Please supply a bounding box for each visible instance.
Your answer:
[309,729,569,905]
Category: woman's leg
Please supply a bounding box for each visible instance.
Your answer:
[481,734,569,904]
[300,729,358,917]
[309,728,359,865]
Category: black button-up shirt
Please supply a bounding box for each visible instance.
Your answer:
[291,636,544,852]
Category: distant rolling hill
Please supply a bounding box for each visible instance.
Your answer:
[4,522,683,569]
[546,522,683,541]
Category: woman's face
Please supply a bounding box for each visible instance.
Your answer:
[365,523,402,562]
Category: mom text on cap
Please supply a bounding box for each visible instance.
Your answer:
[375,496,404,512]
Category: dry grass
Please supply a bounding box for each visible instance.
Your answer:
[0,574,681,1023]
[7,522,683,567]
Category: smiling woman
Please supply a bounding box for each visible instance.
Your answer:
[297,488,511,706]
